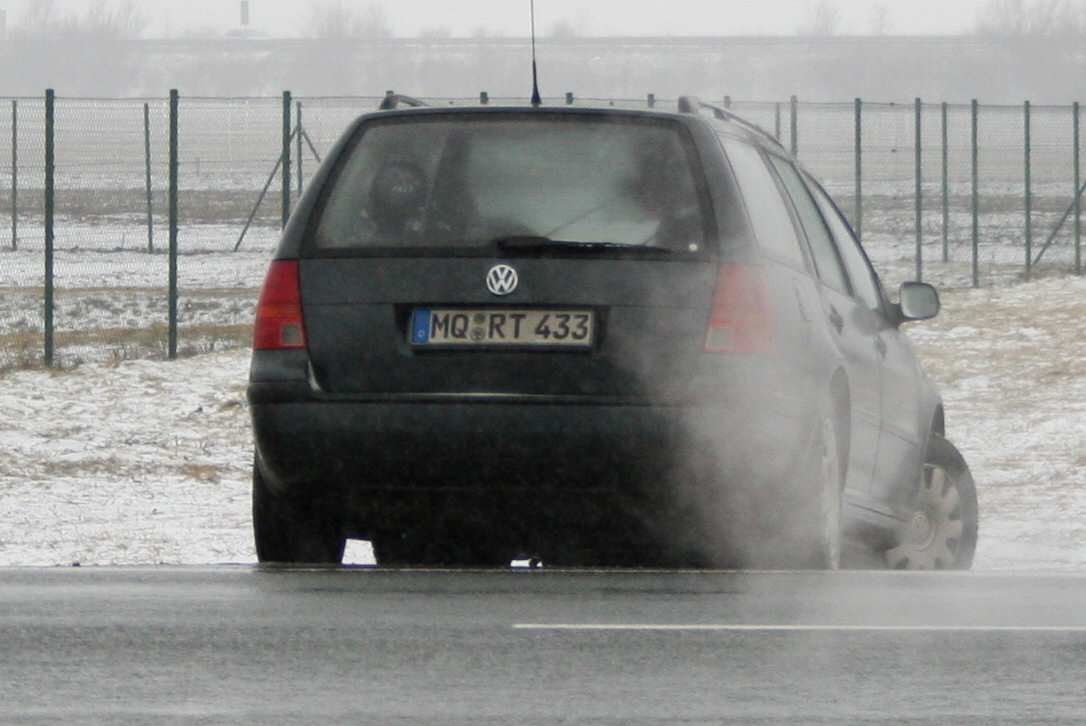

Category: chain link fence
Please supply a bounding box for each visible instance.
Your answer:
[728,98,1084,290]
[2,92,1083,370]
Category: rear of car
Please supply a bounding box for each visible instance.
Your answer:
[248,106,822,566]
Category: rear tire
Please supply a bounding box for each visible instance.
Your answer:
[794,412,845,569]
[252,457,346,565]
[811,414,844,569]
[885,435,978,570]
[755,410,844,570]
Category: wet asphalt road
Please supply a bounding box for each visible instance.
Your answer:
[2,567,1085,724]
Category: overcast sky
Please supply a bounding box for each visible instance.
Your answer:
[0,0,993,38]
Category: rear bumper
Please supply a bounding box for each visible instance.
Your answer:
[249,383,812,500]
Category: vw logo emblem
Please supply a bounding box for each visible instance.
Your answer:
[486,264,518,296]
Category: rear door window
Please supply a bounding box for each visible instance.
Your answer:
[767,155,851,295]
[311,114,712,255]
[717,138,807,267]
[808,180,885,313]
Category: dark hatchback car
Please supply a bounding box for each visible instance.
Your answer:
[248,97,978,570]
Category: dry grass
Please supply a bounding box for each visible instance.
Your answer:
[910,276,1086,413]
[0,323,252,374]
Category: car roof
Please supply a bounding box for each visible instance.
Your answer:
[361,95,784,153]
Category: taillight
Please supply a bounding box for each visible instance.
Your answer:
[703,264,777,354]
[253,260,307,350]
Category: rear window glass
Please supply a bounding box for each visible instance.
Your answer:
[311,114,712,254]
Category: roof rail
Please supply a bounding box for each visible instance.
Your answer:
[677,95,783,149]
[378,90,427,110]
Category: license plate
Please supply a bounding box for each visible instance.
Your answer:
[411,309,595,348]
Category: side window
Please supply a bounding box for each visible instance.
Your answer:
[767,155,851,295]
[809,180,884,313]
[717,137,806,267]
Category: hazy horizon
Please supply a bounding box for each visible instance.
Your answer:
[0,0,992,39]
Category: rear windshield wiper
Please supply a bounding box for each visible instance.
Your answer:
[491,236,672,256]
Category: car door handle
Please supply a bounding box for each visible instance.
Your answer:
[828,306,844,333]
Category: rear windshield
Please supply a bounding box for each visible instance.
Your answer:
[310,114,712,255]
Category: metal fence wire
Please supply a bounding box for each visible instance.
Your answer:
[1,92,1084,370]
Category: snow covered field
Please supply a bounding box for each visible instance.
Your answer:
[0,274,1084,570]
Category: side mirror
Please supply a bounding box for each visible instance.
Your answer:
[895,281,940,323]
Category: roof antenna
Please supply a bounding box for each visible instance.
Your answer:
[530,0,542,107]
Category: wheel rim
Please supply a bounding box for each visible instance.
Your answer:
[886,463,965,570]
[818,417,843,569]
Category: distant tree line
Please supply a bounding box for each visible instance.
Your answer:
[16,0,147,40]
[976,0,1086,35]
[4,0,1086,99]
[6,0,1086,42]
[801,0,1086,37]
[307,2,393,40]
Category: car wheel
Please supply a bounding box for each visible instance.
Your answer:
[792,413,845,569]
[812,415,844,569]
[749,411,843,570]
[885,435,978,570]
[252,457,346,565]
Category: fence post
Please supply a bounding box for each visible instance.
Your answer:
[44,89,54,367]
[1024,100,1032,276]
[774,102,782,141]
[281,90,292,228]
[168,89,179,360]
[941,102,949,262]
[790,95,798,156]
[914,98,923,281]
[853,98,862,240]
[1076,101,1082,275]
[144,102,154,253]
[10,99,16,251]
[971,99,980,288]
[296,101,304,197]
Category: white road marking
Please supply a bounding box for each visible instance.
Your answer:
[513,623,1086,632]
